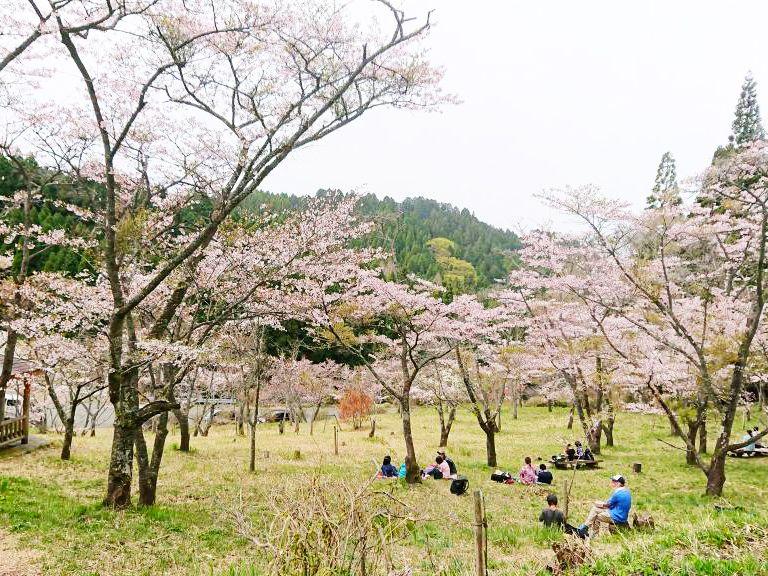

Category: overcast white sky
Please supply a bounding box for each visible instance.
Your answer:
[266,0,768,232]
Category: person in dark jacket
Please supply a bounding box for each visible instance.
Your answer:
[380,455,398,478]
[539,493,565,528]
[536,463,553,484]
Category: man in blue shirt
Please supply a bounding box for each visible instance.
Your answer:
[580,474,632,537]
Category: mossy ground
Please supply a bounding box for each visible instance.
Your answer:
[0,406,766,575]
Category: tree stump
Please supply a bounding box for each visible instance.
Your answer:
[551,539,591,574]
[369,419,376,438]
[632,462,642,474]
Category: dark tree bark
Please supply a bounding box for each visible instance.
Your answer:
[174,408,190,451]
[705,445,727,497]
[400,396,420,483]
[135,411,169,506]
[61,417,75,460]
[104,422,137,508]
[485,428,497,468]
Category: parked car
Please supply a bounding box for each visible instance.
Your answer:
[2,392,22,419]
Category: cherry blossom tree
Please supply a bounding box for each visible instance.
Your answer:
[2,0,445,507]
[315,275,476,483]
[502,262,621,454]
[3,269,110,458]
[268,357,342,434]
[454,346,506,466]
[412,359,464,447]
[33,334,108,459]
[532,143,768,495]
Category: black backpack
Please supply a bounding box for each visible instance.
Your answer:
[491,470,512,483]
[445,457,457,475]
[450,475,469,495]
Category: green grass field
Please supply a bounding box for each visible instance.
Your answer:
[0,406,767,576]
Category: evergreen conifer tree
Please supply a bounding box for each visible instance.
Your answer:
[731,73,765,146]
[647,151,681,209]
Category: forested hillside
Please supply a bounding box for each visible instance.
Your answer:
[1,155,519,293]
[241,190,520,290]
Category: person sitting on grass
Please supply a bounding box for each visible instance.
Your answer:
[423,454,451,479]
[565,443,577,461]
[536,463,553,485]
[437,449,457,475]
[519,456,537,485]
[574,441,584,459]
[741,429,756,453]
[380,455,398,478]
[579,474,631,538]
[539,493,565,528]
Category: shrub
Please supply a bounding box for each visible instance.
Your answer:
[339,389,373,430]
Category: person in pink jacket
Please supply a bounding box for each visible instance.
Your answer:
[519,456,537,485]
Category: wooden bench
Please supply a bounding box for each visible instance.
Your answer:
[551,458,603,470]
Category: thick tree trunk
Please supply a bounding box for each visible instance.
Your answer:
[400,397,420,484]
[104,422,136,508]
[686,420,700,466]
[547,399,553,413]
[61,419,75,460]
[587,421,602,455]
[135,411,169,506]
[705,449,727,497]
[485,427,497,467]
[567,406,574,430]
[134,428,151,504]
[61,415,76,460]
[174,409,190,452]
[513,393,519,419]
[603,419,614,447]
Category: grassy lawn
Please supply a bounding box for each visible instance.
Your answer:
[0,405,767,575]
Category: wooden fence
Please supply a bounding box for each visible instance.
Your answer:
[0,380,30,448]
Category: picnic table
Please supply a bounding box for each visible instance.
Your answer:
[727,447,768,458]
[550,458,603,470]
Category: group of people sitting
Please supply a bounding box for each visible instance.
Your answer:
[740,426,766,453]
[377,449,458,480]
[519,457,553,485]
[422,449,458,479]
[538,473,632,539]
[493,457,554,485]
[564,440,594,461]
